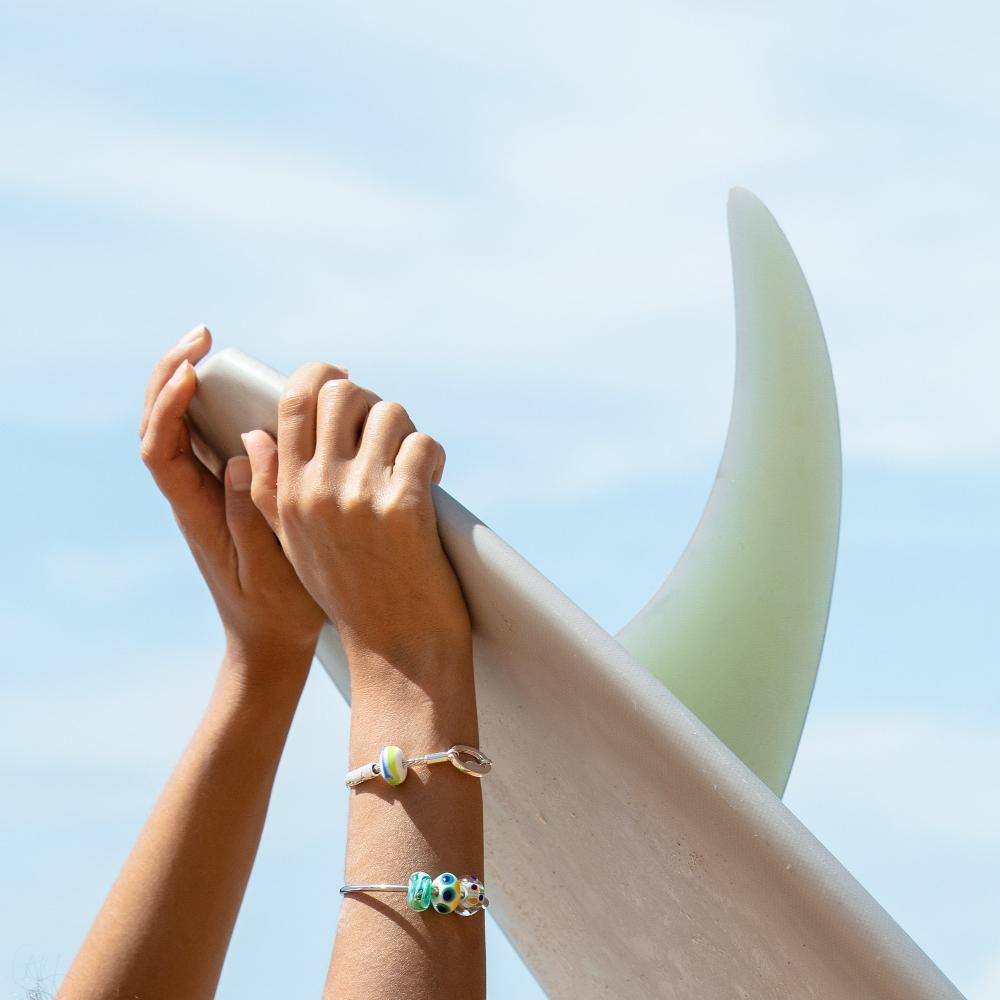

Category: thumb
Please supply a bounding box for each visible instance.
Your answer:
[241,429,279,533]
[224,456,282,588]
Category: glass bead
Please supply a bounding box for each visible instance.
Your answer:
[407,871,433,911]
[379,746,408,785]
[431,872,461,913]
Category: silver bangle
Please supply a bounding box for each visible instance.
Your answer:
[340,871,489,916]
[345,744,492,788]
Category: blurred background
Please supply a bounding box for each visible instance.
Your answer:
[1,2,997,997]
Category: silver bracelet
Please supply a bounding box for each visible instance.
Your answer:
[345,744,491,788]
[340,871,488,916]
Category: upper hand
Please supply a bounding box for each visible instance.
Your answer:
[240,363,472,681]
[138,329,330,677]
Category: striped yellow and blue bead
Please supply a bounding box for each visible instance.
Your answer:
[378,746,408,786]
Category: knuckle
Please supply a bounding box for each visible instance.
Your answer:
[278,475,308,510]
[297,494,323,520]
[310,360,346,379]
[294,360,333,381]
[277,490,303,525]
[318,377,355,402]
[410,431,441,458]
[152,354,178,384]
[278,388,312,420]
[280,362,331,411]
[295,361,348,390]
[337,477,374,517]
[371,399,408,423]
[283,471,333,519]
[276,474,301,510]
[339,493,369,520]
[248,477,269,507]
[138,438,158,468]
[383,484,429,522]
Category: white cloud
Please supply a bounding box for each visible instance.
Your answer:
[2,0,998,481]
[447,427,711,510]
[787,710,1000,846]
[0,89,443,242]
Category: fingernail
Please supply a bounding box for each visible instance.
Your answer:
[169,359,191,385]
[241,430,262,458]
[228,456,252,491]
[182,326,208,345]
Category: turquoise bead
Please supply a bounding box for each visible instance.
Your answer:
[407,871,433,911]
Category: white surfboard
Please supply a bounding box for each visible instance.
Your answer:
[187,189,962,999]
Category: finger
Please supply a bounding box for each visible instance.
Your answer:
[355,400,416,474]
[314,379,382,462]
[241,429,280,534]
[277,362,349,472]
[139,326,211,439]
[392,431,446,489]
[141,360,202,491]
[140,358,226,538]
[224,456,282,590]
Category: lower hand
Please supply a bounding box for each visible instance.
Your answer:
[139,329,330,685]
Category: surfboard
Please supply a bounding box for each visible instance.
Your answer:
[186,189,962,999]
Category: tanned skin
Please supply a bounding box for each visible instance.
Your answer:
[57,328,485,1000]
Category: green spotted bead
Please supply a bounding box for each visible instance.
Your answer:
[431,872,461,913]
[407,871,433,911]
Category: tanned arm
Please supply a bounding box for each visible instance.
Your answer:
[58,329,333,999]
[242,365,487,1000]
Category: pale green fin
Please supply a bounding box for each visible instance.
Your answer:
[615,188,842,797]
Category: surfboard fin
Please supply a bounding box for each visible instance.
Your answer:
[615,188,842,797]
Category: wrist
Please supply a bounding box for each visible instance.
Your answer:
[346,643,479,757]
[347,642,475,705]
[221,634,316,702]
[200,663,304,765]
[343,626,473,680]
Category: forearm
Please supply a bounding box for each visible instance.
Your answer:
[58,646,311,1000]
[325,638,486,1000]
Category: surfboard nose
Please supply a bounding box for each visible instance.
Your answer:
[615,188,842,797]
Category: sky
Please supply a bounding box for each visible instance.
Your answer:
[1,1,998,997]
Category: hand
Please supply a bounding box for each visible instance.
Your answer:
[139,328,330,681]
[240,363,472,683]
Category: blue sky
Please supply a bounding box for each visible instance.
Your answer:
[1,2,998,997]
